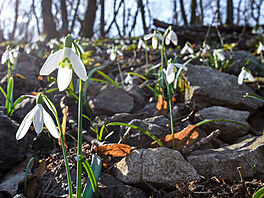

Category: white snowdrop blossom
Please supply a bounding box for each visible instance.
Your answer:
[213,49,225,61]
[16,94,60,140]
[238,67,255,85]
[125,74,133,85]
[40,36,88,91]
[202,44,210,54]
[165,29,178,46]
[1,46,15,64]
[47,38,60,49]
[121,45,128,51]
[137,39,146,49]
[144,31,164,50]
[180,43,194,55]
[257,42,264,54]
[107,47,123,61]
[163,62,187,84]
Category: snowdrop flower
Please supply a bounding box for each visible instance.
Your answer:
[121,45,128,51]
[1,45,14,64]
[257,42,264,54]
[125,73,133,85]
[16,94,60,140]
[163,60,187,84]
[25,44,32,54]
[202,43,210,54]
[213,49,225,61]
[180,43,194,55]
[11,47,19,59]
[165,29,178,46]
[40,35,88,91]
[47,38,60,49]
[144,31,164,50]
[107,47,123,61]
[138,39,146,49]
[238,67,255,85]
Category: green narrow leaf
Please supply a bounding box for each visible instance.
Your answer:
[90,77,110,85]
[44,88,59,93]
[76,155,99,198]
[9,95,34,116]
[244,93,264,103]
[24,157,34,196]
[82,155,102,198]
[6,77,14,114]
[126,72,148,81]
[106,122,165,147]
[97,70,121,88]
[253,187,264,198]
[196,119,249,127]
[0,85,7,98]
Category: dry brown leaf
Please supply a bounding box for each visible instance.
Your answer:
[151,125,199,149]
[93,144,132,157]
[58,106,68,149]
[37,75,43,81]
[25,178,38,198]
[36,160,46,178]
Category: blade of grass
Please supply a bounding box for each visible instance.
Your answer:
[97,70,121,88]
[24,157,34,196]
[106,122,164,147]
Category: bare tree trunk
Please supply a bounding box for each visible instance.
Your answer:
[70,0,80,33]
[32,0,40,35]
[123,0,126,36]
[173,0,179,25]
[138,0,147,33]
[217,0,222,25]
[180,0,188,25]
[226,0,233,25]
[100,0,105,37]
[41,0,58,39]
[80,0,97,38]
[10,0,19,40]
[60,0,68,35]
[199,0,203,24]
[129,7,139,36]
[236,0,242,25]
[190,0,197,24]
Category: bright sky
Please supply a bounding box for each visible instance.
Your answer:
[0,0,263,41]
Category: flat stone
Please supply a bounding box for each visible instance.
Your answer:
[89,85,134,116]
[111,147,200,187]
[178,64,262,111]
[187,135,264,180]
[99,174,147,198]
[0,111,28,174]
[195,106,250,143]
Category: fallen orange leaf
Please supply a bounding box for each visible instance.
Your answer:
[58,106,68,149]
[151,125,199,149]
[93,144,132,157]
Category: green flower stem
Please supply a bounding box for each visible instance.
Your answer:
[117,60,125,88]
[196,119,249,127]
[76,79,84,198]
[41,94,73,198]
[144,40,149,75]
[160,48,165,97]
[7,59,11,83]
[165,78,175,149]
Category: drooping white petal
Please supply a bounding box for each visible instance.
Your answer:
[106,49,113,54]
[110,52,116,61]
[247,72,255,82]
[43,109,60,139]
[170,31,178,46]
[33,104,44,133]
[69,48,88,81]
[16,108,34,140]
[9,51,14,64]
[40,50,63,75]
[167,70,175,84]
[152,37,158,49]
[116,50,123,56]
[57,65,73,91]
[180,45,188,55]
[257,43,263,54]
[165,63,176,84]
[125,74,133,84]
[165,33,171,45]
[1,50,9,64]
[144,33,153,40]
[138,39,145,49]
[175,63,187,71]
[156,34,164,42]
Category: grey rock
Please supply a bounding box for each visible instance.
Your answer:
[195,106,250,143]
[99,174,147,198]
[12,97,35,123]
[187,135,264,180]
[0,111,28,174]
[120,116,170,147]
[111,147,200,187]
[125,85,147,111]
[89,85,134,116]
[179,64,262,111]
[229,50,262,75]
